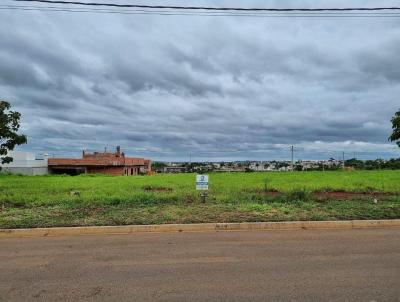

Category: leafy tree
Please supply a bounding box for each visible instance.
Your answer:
[389,109,400,147]
[151,161,167,169]
[0,100,27,165]
[294,164,303,171]
[345,158,364,169]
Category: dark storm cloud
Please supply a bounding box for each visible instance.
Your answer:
[1,0,400,160]
[357,41,400,83]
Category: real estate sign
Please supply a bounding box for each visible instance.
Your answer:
[196,175,209,190]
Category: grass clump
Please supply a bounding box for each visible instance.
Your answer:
[285,188,312,202]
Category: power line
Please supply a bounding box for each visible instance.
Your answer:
[3,5,400,17]
[291,145,294,171]
[6,5,400,14]
[13,1,400,12]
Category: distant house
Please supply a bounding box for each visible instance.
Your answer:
[0,151,49,175]
[163,166,187,173]
[249,162,267,171]
[48,146,151,176]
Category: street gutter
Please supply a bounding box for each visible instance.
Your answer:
[1,219,400,239]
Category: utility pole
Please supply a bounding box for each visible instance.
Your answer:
[342,151,345,170]
[291,145,294,172]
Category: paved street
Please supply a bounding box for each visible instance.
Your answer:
[1,228,399,302]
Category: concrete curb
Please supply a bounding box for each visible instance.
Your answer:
[1,219,400,239]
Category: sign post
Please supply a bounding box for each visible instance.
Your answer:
[196,175,209,203]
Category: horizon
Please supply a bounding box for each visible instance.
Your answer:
[12,146,400,162]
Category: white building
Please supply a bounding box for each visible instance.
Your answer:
[0,151,49,175]
[249,162,267,171]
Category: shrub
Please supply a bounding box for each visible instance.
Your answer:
[285,188,311,202]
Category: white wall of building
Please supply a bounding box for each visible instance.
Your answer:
[0,151,49,175]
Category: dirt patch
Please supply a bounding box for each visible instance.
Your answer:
[1,202,27,209]
[245,188,280,197]
[143,185,173,193]
[314,191,392,200]
[184,194,197,203]
[244,189,394,200]
[263,191,281,197]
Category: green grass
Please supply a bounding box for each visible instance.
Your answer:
[0,171,399,228]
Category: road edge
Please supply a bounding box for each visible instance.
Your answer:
[1,219,400,238]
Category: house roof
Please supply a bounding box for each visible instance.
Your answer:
[48,157,147,166]
[48,151,149,167]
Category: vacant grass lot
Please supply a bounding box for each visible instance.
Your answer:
[1,171,399,228]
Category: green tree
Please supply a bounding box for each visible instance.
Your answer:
[0,100,27,165]
[151,161,167,170]
[389,109,400,147]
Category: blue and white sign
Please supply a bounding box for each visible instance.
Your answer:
[196,175,209,190]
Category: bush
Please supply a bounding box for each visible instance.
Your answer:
[285,188,311,202]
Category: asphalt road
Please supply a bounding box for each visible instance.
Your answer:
[1,228,399,302]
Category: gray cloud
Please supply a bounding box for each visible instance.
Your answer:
[1,0,400,161]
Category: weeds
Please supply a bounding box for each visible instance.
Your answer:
[285,188,312,202]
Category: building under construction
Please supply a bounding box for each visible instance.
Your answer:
[48,147,151,176]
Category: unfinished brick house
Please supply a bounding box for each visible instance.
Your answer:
[48,147,151,176]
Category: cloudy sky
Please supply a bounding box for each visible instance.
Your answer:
[1,0,400,161]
